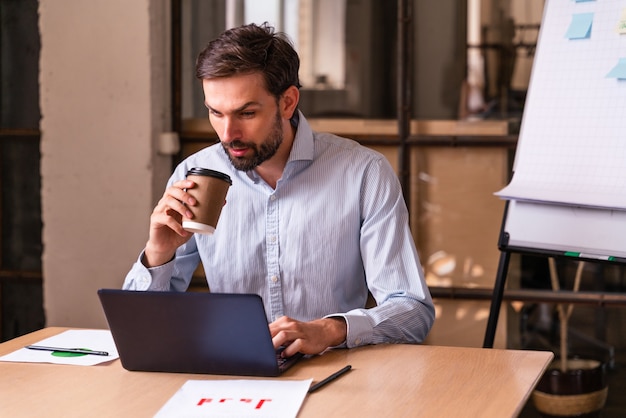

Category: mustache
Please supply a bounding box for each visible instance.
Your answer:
[223,140,254,150]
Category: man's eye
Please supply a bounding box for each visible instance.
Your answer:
[240,111,255,118]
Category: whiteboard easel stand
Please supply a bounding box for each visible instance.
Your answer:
[483,202,626,349]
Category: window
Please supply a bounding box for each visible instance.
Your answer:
[179,0,396,122]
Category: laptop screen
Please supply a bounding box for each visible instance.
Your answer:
[98,289,295,376]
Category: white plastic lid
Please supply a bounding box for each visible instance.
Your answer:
[182,221,216,235]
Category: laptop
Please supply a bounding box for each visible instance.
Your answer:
[97,289,304,377]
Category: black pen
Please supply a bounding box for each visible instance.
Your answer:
[308,365,352,393]
[25,345,110,357]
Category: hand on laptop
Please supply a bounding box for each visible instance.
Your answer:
[269,316,347,356]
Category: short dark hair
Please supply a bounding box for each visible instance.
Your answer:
[195,22,301,99]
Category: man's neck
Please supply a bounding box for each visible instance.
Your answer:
[255,122,296,189]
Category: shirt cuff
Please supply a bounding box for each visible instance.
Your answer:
[122,251,176,291]
[325,312,373,348]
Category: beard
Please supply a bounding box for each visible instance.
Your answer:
[222,111,284,172]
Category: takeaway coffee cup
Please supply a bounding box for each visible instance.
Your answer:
[182,167,232,234]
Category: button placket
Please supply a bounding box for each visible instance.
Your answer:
[266,193,283,319]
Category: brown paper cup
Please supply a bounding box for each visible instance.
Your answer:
[182,167,232,234]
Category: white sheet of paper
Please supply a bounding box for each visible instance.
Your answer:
[0,329,118,366]
[154,379,313,418]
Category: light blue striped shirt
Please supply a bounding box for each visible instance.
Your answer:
[123,112,434,347]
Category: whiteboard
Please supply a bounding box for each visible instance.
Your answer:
[503,200,626,259]
[498,0,626,258]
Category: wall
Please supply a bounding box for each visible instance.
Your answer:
[39,0,171,328]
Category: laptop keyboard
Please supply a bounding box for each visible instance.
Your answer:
[276,352,289,367]
[275,346,289,366]
[275,346,305,372]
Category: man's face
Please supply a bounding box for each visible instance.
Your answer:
[202,73,285,171]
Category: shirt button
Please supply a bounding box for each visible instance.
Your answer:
[271,275,279,283]
[354,338,362,345]
[270,235,277,243]
[270,194,277,201]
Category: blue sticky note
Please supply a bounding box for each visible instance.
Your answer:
[565,12,594,39]
[574,0,595,3]
[606,58,626,79]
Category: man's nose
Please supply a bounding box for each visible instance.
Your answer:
[219,118,241,144]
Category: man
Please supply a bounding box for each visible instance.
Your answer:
[123,23,434,357]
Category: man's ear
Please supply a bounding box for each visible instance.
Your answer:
[280,85,300,119]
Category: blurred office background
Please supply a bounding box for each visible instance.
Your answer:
[2,1,626,415]
[0,0,540,343]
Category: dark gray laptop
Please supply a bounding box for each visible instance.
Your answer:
[97,289,303,377]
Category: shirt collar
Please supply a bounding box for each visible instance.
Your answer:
[287,110,314,163]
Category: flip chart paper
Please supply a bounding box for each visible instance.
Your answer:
[617,8,626,34]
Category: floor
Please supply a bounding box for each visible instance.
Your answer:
[519,336,626,417]
[515,306,626,417]
[508,256,626,417]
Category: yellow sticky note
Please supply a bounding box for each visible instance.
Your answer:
[617,8,626,34]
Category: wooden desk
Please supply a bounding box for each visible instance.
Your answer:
[0,327,552,417]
